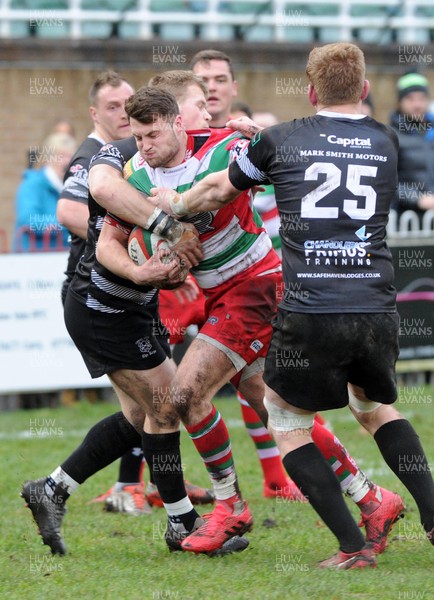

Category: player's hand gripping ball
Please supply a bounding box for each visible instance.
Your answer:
[128,226,189,290]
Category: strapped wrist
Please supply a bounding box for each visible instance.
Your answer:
[170,192,189,216]
[144,207,183,244]
[145,208,166,232]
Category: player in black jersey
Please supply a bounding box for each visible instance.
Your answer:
[55,71,210,514]
[92,74,408,557]
[57,71,134,304]
[152,43,434,568]
[56,72,145,513]
[20,75,223,556]
[95,80,405,556]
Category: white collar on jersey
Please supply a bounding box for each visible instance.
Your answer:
[317,110,366,120]
[88,132,107,145]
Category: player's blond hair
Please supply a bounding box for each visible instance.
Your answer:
[43,133,76,160]
[148,70,208,103]
[306,43,366,106]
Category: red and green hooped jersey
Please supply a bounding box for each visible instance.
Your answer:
[123,128,280,291]
[253,183,282,254]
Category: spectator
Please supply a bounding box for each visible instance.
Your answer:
[28,119,76,169]
[14,133,76,251]
[50,118,76,140]
[14,132,76,409]
[390,72,434,219]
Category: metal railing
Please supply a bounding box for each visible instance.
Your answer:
[13,225,70,252]
[388,209,434,239]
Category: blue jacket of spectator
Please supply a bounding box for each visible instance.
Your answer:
[389,110,434,215]
[14,166,69,251]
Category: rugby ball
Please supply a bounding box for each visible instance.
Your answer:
[128,226,188,289]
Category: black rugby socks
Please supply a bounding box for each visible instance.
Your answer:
[374,419,434,531]
[283,443,366,553]
[142,430,199,531]
[117,448,144,485]
[62,411,141,480]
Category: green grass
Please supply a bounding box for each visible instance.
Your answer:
[1,388,433,600]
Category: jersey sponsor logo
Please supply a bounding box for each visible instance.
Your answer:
[355,225,372,242]
[135,337,157,358]
[321,134,371,149]
[303,238,372,267]
[250,339,264,353]
[304,239,370,251]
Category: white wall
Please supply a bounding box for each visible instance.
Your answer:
[0,252,109,393]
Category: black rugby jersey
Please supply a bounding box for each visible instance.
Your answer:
[69,137,159,314]
[229,112,399,314]
[61,135,104,289]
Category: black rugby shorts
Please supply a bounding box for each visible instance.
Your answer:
[64,290,170,378]
[264,310,399,412]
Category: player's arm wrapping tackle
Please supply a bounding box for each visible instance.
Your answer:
[150,168,241,217]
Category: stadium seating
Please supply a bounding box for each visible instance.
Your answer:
[0,0,433,43]
[10,0,68,6]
